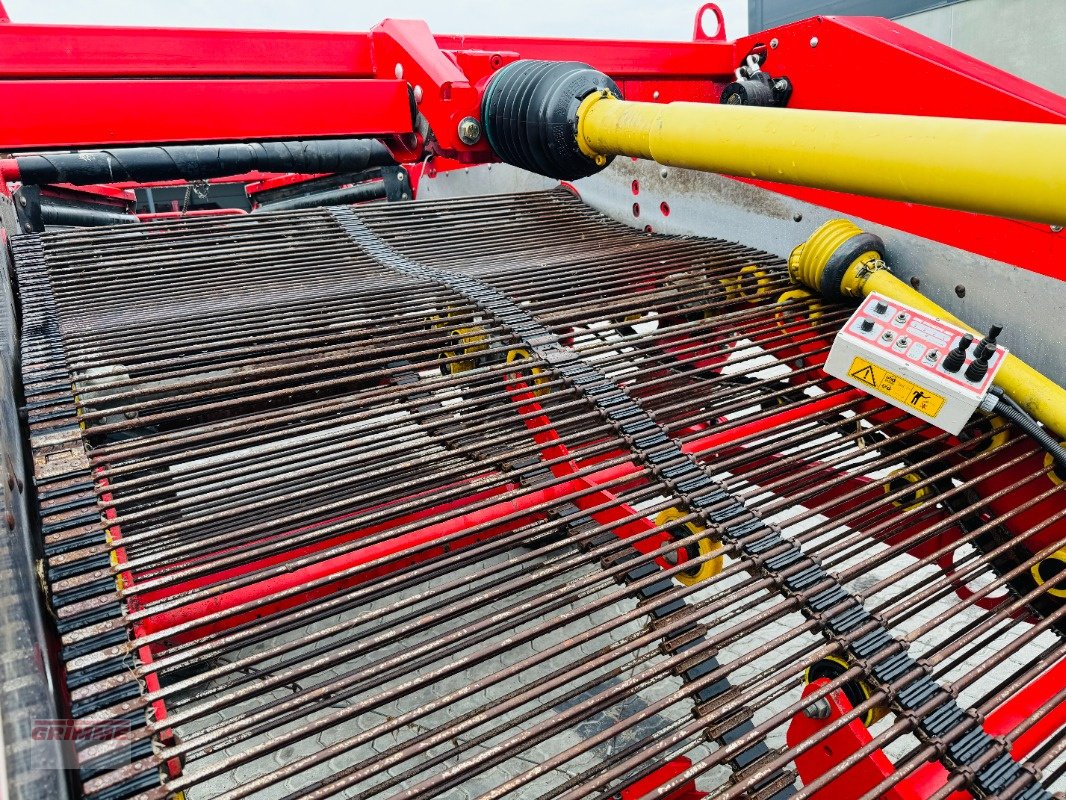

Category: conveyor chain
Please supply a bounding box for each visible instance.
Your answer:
[11,235,162,798]
[329,206,790,795]
[330,205,1054,800]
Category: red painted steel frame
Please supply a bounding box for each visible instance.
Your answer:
[727,16,1066,280]
[621,757,707,800]
[24,183,137,213]
[244,173,331,196]
[788,657,1066,800]
[2,12,1065,277]
[50,183,135,204]
[787,680,915,800]
[0,79,415,150]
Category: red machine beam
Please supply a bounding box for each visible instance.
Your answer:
[3,13,1065,286]
[434,34,737,77]
[0,79,414,150]
[506,375,689,572]
[245,173,331,195]
[134,489,538,640]
[620,758,707,800]
[788,680,921,800]
[731,15,1066,281]
[50,183,135,203]
[110,173,298,189]
[0,22,736,80]
[0,24,376,77]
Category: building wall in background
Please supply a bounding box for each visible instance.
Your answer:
[898,0,1066,96]
[749,0,1064,98]
[749,0,961,31]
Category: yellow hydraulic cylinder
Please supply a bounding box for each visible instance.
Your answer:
[789,219,1066,440]
[576,93,1066,227]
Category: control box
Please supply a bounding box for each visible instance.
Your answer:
[824,292,1006,435]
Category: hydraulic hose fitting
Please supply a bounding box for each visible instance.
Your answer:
[481,60,622,180]
[787,219,886,300]
[791,220,1066,440]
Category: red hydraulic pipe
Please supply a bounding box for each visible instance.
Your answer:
[98,474,183,781]
[1,157,20,181]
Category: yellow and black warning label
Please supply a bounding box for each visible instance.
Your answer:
[847,357,945,417]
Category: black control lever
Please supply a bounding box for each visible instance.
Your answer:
[973,324,1003,361]
[943,333,973,373]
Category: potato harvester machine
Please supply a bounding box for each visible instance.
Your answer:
[1,5,1065,800]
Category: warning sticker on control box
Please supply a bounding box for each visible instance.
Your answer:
[847,357,945,417]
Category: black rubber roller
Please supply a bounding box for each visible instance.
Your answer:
[481,60,622,180]
[13,140,397,186]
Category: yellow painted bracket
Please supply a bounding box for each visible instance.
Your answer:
[654,507,723,585]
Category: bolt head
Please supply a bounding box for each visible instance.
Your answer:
[770,37,779,49]
[1052,225,1063,233]
[652,90,661,100]
[804,698,831,719]
[413,85,424,104]
[394,63,403,80]
[457,116,482,146]
[18,194,27,206]
[810,36,819,47]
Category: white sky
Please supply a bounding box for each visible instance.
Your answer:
[2,0,749,39]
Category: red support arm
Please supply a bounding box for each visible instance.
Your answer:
[788,659,1066,800]
[0,79,414,150]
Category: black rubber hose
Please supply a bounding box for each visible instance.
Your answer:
[40,203,137,227]
[481,60,621,181]
[14,140,396,186]
[992,389,1066,468]
[253,181,386,213]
